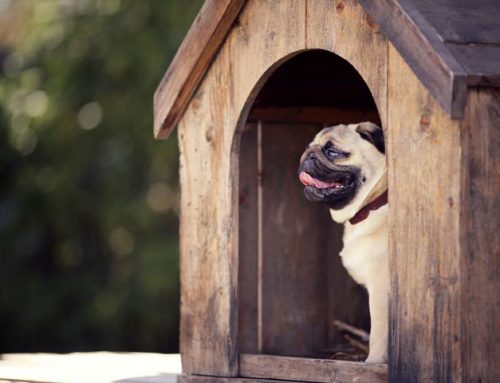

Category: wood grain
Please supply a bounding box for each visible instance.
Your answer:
[306,0,388,129]
[358,0,468,119]
[178,0,306,376]
[165,0,500,381]
[154,0,245,139]
[236,122,370,357]
[178,375,290,383]
[156,0,500,144]
[260,123,329,356]
[409,0,500,44]
[238,123,259,354]
[446,43,500,87]
[178,25,243,374]
[259,123,368,356]
[387,44,462,383]
[178,0,389,376]
[239,354,387,383]
[460,88,500,383]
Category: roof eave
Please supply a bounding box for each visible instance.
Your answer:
[153,0,246,139]
[359,0,469,119]
[155,0,500,139]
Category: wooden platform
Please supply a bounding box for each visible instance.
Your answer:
[0,352,181,383]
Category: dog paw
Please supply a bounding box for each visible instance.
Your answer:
[364,353,387,364]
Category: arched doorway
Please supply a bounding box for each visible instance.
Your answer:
[237,50,381,359]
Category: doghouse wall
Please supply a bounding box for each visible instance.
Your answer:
[175,0,500,379]
[177,1,389,376]
[387,47,500,383]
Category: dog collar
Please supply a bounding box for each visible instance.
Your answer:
[349,190,388,225]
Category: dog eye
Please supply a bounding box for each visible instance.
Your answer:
[325,148,341,159]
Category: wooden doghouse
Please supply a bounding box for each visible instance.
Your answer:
[153,1,500,382]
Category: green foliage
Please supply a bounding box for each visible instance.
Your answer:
[0,0,203,352]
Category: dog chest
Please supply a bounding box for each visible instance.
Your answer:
[339,207,388,287]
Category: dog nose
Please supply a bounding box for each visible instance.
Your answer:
[306,152,318,163]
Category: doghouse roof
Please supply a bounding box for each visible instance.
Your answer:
[154,0,500,139]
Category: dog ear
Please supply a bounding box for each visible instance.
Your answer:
[356,122,385,154]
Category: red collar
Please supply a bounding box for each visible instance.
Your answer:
[349,190,388,225]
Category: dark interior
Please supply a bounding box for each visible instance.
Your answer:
[252,50,379,111]
[238,50,380,360]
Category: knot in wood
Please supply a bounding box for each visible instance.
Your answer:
[335,1,345,14]
[205,125,214,143]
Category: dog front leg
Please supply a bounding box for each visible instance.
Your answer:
[365,275,388,363]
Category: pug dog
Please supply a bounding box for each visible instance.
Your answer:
[298,122,388,363]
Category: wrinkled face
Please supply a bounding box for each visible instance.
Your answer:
[298,122,385,210]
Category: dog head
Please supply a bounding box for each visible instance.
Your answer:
[298,122,386,223]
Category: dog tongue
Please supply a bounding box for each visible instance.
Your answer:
[299,171,339,189]
[299,171,315,186]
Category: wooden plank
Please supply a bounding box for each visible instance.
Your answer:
[153,0,245,139]
[410,0,500,44]
[260,123,327,356]
[178,0,306,376]
[178,375,290,383]
[460,88,500,382]
[248,107,380,125]
[118,376,177,383]
[229,1,307,121]
[239,354,388,383]
[306,0,388,129]
[259,123,360,357]
[238,123,259,353]
[387,44,462,382]
[358,0,468,119]
[446,43,500,87]
[178,31,242,375]
[304,5,385,351]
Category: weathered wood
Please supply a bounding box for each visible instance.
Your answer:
[417,0,500,88]
[260,123,328,356]
[460,88,500,383]
[156,0,500,141]
[179,0,392,376]
[259,123,336,356]
[330,0,500,94]
[248,107,380,125]
[306,0,388,129]
[178,375,290,383]
[154,0,245,139]
[229,1,307,120]
[446,43,500,87]
[179,0,306,376]
[238,123,259,354]
[387,44,462,382]
[178,30,244,374]
[239,354,388,383]
[237,122,370,358]
[164,0,500,381]
[409,0,500,44]
[358,0,468,119]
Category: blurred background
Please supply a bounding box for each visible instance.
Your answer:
[0,0,203,353]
